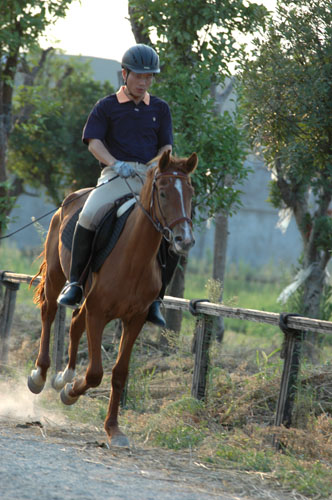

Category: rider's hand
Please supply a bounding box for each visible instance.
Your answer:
[112,161,136,179]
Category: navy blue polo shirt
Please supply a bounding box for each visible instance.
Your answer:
[82,87,173,164]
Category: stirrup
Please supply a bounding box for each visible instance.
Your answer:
[57,281,84,309]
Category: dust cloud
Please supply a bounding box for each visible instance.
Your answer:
[0,378,66,425]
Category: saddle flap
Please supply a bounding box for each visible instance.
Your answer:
[61,195,136,272]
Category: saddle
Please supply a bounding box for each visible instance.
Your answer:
[61,195,136,272]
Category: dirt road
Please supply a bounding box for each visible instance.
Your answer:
[0,419,233,500]
[0,417,298,500]
[0,375,299,500]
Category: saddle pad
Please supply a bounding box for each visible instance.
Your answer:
[61,199,136,273]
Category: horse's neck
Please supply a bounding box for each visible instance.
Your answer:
[124,205,162,264]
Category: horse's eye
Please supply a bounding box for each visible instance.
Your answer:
[159,191,167,199]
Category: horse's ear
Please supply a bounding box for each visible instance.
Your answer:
[185,152,198,173]
[158,150,171,172]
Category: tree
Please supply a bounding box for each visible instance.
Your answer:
[129,0,267,334]
[239,0,332,357]
[0,0,74,236]
[8,49,114,206]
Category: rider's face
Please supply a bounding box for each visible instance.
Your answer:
[123,69,153,99]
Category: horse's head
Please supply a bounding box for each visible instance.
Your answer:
[151,150,198,255]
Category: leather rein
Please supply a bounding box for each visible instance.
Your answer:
[125,170,193,243]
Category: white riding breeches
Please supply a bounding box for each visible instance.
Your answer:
[78,162,148,231]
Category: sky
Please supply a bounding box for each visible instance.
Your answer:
[40,0,136,62]
[41,0,277,63]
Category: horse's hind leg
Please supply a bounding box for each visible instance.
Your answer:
[52,306,86,392]
[28,273,65,393]
[28,215,66,394]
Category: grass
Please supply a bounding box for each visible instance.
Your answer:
[1,243,332,498]
[184,257,290,339]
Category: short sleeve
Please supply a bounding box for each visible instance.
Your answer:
[82,98,109,145]
[158,102,173,148]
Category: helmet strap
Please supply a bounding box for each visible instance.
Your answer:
[123,68,130,85]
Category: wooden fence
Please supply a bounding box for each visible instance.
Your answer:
[1,270,332,432]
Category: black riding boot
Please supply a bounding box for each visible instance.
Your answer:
[57,223,95,309]
[146,299,166,327]
[146,243,180,328]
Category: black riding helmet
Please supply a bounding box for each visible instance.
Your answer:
[121,44,160,74]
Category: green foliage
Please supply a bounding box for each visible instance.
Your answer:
[214,440,274,472]
[126,358,156,412]
[0,0,75,235]
[1,243,38,273]
[147,396,207,450]
[153,423,205,450]
[8,50,114,205]
[320,284,332,324]
[313,215,332,252]
[0,180,17,232]
[129,0,268,219]
[0,1,73,58]
[239,0,332,321]
[152,71,248,219]
[240,0,332,191]
[277,457,332,497]
[205,278,223,303]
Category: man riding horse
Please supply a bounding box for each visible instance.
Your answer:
[58,44,178,327]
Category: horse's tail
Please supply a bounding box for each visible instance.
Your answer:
[29,251,47,306]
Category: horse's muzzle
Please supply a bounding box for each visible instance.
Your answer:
[173,233,195,255]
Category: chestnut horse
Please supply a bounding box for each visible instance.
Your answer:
[28,150,197,447]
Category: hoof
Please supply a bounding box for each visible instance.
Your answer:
[27,375,45,394]
[60,383,79,406]
[52,367,76,392]
[27,368,45,394]
[109,434,130,448]
[51,374,61,392]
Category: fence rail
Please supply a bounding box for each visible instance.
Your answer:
[163,296,332,334]
[1,269,331,438]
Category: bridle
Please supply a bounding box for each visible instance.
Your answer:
[150,171,193,242]
[125,169,193,243]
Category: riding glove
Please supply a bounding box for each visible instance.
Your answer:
[112,161,136,178]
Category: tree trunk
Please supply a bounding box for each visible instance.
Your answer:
[161,255,188,350]
[128,5,151,45]
[209,82,234,343]
[301,260,326,362]
[196,222,207,261]
[212,211,229,342]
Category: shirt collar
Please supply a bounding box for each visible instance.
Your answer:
[116,86,150,105]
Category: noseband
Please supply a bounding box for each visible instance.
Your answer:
[150,171,193,243]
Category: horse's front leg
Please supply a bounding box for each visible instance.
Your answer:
[60,309,106,405]
[52,306,86,393]
[104,314,146,448]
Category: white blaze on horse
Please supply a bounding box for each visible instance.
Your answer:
[28,150,198,447]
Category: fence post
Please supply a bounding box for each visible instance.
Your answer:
[273,314,303,449]
[191,315,213,400]
[52,305,66,373]
[275,328,302,428]
[0,281,20,366]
